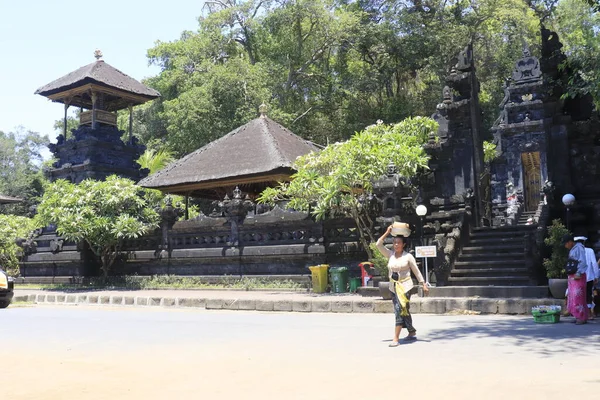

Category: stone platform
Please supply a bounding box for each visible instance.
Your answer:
[13,288,564,315]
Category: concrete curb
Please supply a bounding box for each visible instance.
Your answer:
[14,294,566,315]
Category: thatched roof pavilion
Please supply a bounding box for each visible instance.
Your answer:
[35,50,160,140]
[35,57,160,111]
[139,107,318,200]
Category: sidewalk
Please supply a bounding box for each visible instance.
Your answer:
[13,288,564,315]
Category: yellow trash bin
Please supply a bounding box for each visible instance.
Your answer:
[309,264,329,293]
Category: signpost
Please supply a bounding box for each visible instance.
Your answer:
[415,246,437,287]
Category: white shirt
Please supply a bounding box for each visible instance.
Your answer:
[584,247,598,282]
[376,239,425,292]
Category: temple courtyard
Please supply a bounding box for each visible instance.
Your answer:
[3,305,599,399]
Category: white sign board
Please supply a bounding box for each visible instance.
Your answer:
[415,246,437,258]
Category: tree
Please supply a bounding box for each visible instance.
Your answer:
[136,0,546,156]
[0,214,38,276]
[549,0,600,107]
[0,129,49,216]
[35,176,160,280]
[258,116,437,257]
[53,110,80,140]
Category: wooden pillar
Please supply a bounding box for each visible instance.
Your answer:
[128,104,133,143]
[91,91,98,129]
[185,195,190,220]
[63,103,70,137]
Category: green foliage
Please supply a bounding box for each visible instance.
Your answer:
[543,219,571,279]
[483,140,498,163]
[0,214,38,276]
[17,275,305,291]
[137,148,176,174]
[259,116,436,256]
[0,129,49,216]
[53,112,80,139]
[550,0,600,107]
[134,0,544,154]
[368,242,389,278]
[35,176,160,279]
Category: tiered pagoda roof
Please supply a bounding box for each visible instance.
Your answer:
[35,59,160,111]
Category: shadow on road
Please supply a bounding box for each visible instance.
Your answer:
[426,317,600,357]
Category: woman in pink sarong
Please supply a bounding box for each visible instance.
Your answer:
[563,235,589,324]
[567,272,588,323]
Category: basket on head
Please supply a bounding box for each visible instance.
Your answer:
[391,222,411,237]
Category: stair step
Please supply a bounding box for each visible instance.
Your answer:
[470,231,532,239]
[447,276,531,286]
[454,260,525,268]
[468,238,525,245]
[472,225,536,233]
[462,245,523,253]
[454,261,525,269]
[451,268,530,276]
[459,252,525,260]
[428,286,549,298]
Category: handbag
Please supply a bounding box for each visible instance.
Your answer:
[565,258,579,275]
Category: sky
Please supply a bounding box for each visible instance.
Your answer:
[0,0,202,140]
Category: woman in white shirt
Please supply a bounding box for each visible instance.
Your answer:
[376,225,429,347]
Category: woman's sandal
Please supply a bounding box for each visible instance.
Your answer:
[388,341,400,347]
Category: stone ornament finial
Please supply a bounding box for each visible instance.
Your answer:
[94,49,103,60]
[259,103,268,118]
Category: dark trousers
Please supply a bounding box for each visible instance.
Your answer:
[587,280,594,306]
[391,287,416,334]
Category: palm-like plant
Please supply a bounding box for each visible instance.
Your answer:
[137,149,175,175]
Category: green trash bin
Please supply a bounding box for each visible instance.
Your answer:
[330,267,349,293]
[349,277,361,293]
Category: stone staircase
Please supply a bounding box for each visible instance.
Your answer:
[447,212,538,286]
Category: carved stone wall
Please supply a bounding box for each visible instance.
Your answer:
[46,124,147,183]
[426,47,481,200]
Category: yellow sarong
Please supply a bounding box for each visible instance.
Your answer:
[392,277,410,317]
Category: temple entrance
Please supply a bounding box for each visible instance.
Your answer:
[521,152,542,211]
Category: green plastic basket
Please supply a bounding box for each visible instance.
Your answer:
[532,310,561,324]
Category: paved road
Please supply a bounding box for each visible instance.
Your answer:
[3,305,599,400]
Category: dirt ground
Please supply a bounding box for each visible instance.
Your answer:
[5,306,600,400]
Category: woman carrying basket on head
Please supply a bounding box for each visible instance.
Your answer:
[376,224,429,347]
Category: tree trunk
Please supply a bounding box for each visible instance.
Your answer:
[350,207,375,259]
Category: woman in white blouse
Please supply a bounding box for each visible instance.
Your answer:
[376,225,428,347]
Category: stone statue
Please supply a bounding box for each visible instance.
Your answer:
[442,86,453,104]
[512,42,542,83]
[456,46,473,71]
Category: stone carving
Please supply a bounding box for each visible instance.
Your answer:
[456,46,473,71]
[518,140,540,152]
[542,180,555,205]
[157,197,184,258]
[442,86,453,103]
[49,239,64,254]
[248,205,309,224]
[215,187,255,246]
[512,45,542,83]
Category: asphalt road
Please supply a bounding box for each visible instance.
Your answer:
[2,305,600,400]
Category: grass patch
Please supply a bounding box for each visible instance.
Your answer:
[16,275,307,291]
[9,299,34,307]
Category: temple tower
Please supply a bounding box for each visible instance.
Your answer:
[489,39,570,225]
[35,50,160,183]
